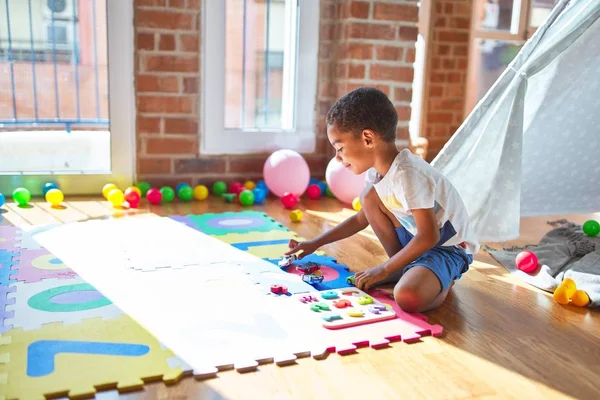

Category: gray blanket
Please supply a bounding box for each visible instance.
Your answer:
[483,220,600,308]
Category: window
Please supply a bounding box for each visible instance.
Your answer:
[202,0,319,155]
[465,0,560,115]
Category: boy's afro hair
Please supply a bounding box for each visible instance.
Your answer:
[326,87,398,142]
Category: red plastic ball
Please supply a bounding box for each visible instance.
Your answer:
[306,184,322,200]
[281,192,298,209]
[229,182,244,195]
[146,188,163,205]
[515,250,538,273]
[125,190,141,208]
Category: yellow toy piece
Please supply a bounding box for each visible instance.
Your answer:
[102,183,117,199]
[193,185,209,201]
[45,189,64,207]
[107,189,125,207]
[0,315,183,400]
[553,277,576,304]
[571,289,590,307]
[290,209,303,222]
[243,180,256,190]
[352,197,361,211]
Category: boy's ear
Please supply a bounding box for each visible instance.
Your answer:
[362,129,375,146]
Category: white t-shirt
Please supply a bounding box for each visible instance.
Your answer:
[365,149,480,255]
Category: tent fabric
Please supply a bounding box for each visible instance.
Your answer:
[431,0,600,243]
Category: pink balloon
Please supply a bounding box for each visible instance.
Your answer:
[325,157,367,205]
[263,149,310,198]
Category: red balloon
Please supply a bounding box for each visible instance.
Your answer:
[229,182,244,195]
[125,190,141,208]
[281,192,298,209]
[306,184,322,200]
[146,188,163,205]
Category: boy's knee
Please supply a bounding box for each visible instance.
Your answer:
[393,286,425,313]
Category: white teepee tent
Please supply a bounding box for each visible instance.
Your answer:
[431,0,600,243]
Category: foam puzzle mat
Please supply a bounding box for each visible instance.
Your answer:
[0,211,443,400]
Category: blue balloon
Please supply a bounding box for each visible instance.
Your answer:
[176,182,190,193]
[43,182,59,196]
[0,193,5,207]
[252,188,267,204]
[309,177,320,185]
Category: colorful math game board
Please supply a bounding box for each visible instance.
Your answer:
[0,211,442,400]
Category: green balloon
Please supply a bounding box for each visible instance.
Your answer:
[137,181,151,196]
[582,220,600,237]
[178,185,193,201]
[326,187,335,198]
[239,189,255,206]
[160,186,175,203]
[12,187,31,206]
[212,181,227,196]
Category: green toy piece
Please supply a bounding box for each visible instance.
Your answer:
[357,296,373,305]
[310,302,331,312]
[12,188,31,207]
[582,220,600,237]
[212,181,227,196]
[160,186,175,203]
[346,275,355,286]
[178,185,194,201]
[223,193,236,203]
[239,189,255,206]
[136,181,151,196]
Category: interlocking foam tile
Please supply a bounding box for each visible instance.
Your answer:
[0,314,183,400]
[280,254,354,291]
[16,224,58,250]
[12,249,77,284]
[185,211,288,235]
[167,215,195,229]
[0,286,16,334]
[0,250,19,286]
[8,277,123,331]
[0,226,18,252]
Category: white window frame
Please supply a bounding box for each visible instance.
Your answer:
[201,0,319,155]
[0,0,135,195]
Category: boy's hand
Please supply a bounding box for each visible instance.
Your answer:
[354,264,390,291]
[285,239,319,259]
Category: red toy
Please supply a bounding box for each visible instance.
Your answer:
[124,190,141,208]
[306,184,321,200]
[516,250,538,273]
[146,188,163,205]
[281,192,298,209]
[229,182,244,195]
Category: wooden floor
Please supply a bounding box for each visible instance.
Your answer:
[2,197,599,400]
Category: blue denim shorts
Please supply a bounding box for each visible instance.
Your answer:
[380,226,473,291]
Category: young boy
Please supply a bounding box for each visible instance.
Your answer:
[286,87,479,312]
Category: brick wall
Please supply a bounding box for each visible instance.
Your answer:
[134,0,419,187]
[422,0,472,161]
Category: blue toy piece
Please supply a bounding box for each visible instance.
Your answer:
[321,290,339,300]
[42,182,59,196]
[0,193,5,207]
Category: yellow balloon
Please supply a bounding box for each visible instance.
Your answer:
[45,188,64,206]
[243,180,256,190]
[102,183,117,199]
[194,185,209,201]
[352,197,362,211]
[107,188,125,207]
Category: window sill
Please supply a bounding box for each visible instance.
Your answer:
[201,129,316,155]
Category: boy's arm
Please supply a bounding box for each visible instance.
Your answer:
[382,207,439,274]
[312,209,369,247]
